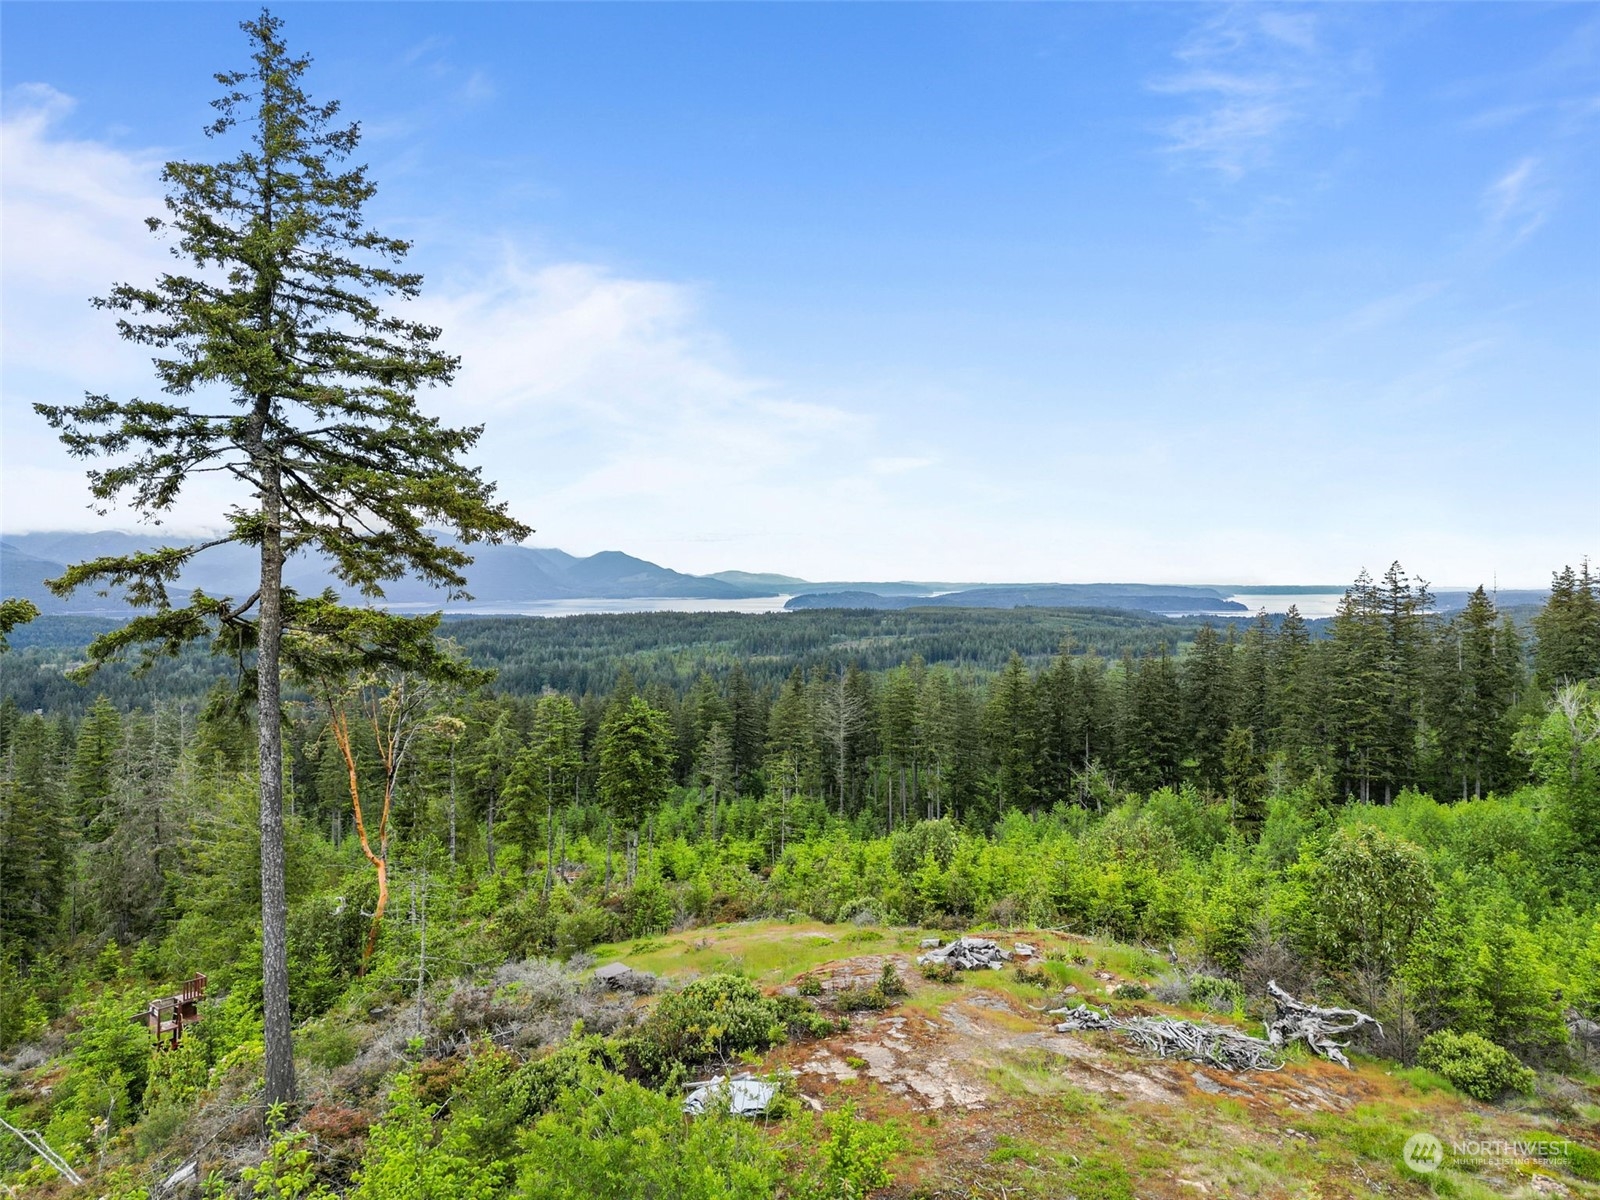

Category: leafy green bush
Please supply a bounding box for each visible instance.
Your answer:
[831,985,893,1013]
[0,954,47,1047]
[1111,982,1149,1000]
[795,1101,906,1200]
[515,1065,783,1199]
[1416,1030,1534,1101]
[1014,962,1048,986]
[297,1023,359,1070]
[636,974,784,1072]
[555,905,619,957]
[623,876,676,938]
[773,995,843,1040]
[890,818,958,876]
[349,1074,504,1200]
[1187,974,1244,1013]
[240,1108,334,1199]
[495,893,558,959]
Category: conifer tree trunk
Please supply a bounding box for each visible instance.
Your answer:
[544,763,555,898]
[257,466,295,1112]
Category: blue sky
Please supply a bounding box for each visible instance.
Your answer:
[2,3,1595,586]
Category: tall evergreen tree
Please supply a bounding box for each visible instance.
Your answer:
[723,664,765,794]
[982,653,1037,816]
[69,695,123,839]
[1436,587,1522,798]
[1181,624,1232,793]
[1034,644,1079,808]
[1329,571,1388,801]
[32,13,527,1107]
[1534,561,1600,691]
[0,715,71,958]
[598,696,673,833]
[1376,562,1435,800]
[1232,612,1273,745]
[1117,650,1182,794]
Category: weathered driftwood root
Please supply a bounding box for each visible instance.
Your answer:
[1265,979,1381,1069]
[1051,982,1380,1073]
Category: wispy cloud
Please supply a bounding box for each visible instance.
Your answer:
[0,92,930,567]
[1152,8,1375,180]
[868,456,938,476]
[1481,156,1554,248]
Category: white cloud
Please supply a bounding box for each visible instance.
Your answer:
[868,456,938,475]
[1152,8,1375,180]
[0,91,921,573]
[1481,156,1553,248]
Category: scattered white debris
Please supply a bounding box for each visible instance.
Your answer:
[162,1160,199,1191]
[682,1074,782,1117]
[917,936,1012,970]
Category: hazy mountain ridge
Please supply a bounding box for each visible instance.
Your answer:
[0,533,769,613]
[1,532,1548,617]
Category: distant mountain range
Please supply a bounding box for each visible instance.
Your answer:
[0,531,1547,618]
[0,532,770,613]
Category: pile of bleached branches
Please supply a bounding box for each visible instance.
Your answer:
[1051,980,1380,1073]
[1051,1004,1283,1072]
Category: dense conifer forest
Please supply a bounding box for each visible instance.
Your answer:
[2,560,1598,1195]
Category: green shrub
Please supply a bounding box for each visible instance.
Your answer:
[298,1023,359,1070]
[507,1036,628,1122]
[832,985,893,1013]
[555,905,619,957]
[638,974,784,1071]
[877,961,907,999]
[919,961,957,985]
[624,876,677,937]
[495,893,558,959]
[1416,1030,1534,1101]
[515,1065,783,1199]
[1014,962,1047,986]
[1112,982,1149,1000]
[1187,974,1244,1013]
[773,995,843,1040]
[795,1101,906,1200]
[349,1075,504,1200]
[0,954,47,1048]
[240,1108,335,1199]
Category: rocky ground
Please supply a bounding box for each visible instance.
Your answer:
[608,923,1600,1199]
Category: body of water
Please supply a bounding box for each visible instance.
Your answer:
[393,590,1352,619]
[391,595,797,617]
[1225,592,1345,618]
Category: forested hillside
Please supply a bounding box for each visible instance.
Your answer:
[2,559,1598,1196]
